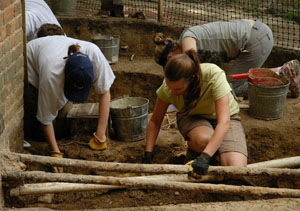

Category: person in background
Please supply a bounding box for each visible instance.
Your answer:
[26,24,115,172]
[153,19,300,98]
[25,0,64,41]
[142,49,247,178]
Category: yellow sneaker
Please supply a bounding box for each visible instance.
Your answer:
[89,133,107,151]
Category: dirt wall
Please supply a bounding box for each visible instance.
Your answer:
[58,16,183,58]
[57,16,300,110]
[58,16,300,65]
[6,14,300,211]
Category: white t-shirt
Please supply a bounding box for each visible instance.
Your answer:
[25,0,62,41]
[27,35,116,125]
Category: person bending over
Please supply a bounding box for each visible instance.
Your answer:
[142,49,247,178]
[26,24,115,172]
[25,0,65,41]
[153,19,300,98]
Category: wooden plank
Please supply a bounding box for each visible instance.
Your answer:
[158,0,163,22]
[7,153,300,178]
[5,171,300,198]
[67,103,99,119]
[10,182,123,196]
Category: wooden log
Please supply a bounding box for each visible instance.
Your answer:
[9,174,223,196]
[9,152,188,174]
[136,174,223,183]
[248,156,300,168]
[6,152,300,178]
[4,171,300,198]
[8,175,186,196]
[10,182,124,196]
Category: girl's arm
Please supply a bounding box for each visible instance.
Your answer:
[145,97,170,152]
[95,90,111,140]
[181,37,197,52]
[203,94,231,156]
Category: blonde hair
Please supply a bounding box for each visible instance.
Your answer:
[152,32,181,65]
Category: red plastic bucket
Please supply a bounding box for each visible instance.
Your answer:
[230,68,288,87]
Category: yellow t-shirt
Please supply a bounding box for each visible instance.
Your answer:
[157,63,239,119]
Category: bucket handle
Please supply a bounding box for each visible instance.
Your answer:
[111,94,129,101]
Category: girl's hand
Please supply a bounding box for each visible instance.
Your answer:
[142,151,154,164]
[189,152,211,177]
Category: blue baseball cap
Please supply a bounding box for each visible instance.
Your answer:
[64,53,94,103]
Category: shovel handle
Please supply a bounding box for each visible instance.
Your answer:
[230,73,249,80]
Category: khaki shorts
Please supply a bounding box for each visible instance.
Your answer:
[177,114,248,157]
[227,20,274,97]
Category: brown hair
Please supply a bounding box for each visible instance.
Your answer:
[37,23,64,38]
[164,49,202,116]
[152,32,181,65]
[63,44,81,59]
[67,44,81,56]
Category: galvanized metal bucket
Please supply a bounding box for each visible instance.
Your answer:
[51,0,77,16]
[110,96,149,141]
[92,34,120,64]
[248,82,289,120]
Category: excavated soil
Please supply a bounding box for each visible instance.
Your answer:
[2,56,300,210]
[3,13,300,210]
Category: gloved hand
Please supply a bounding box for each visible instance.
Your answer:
[142,151,153,164]
[187,152,211,179]
[51,151,64,173]
[89,132,107,151]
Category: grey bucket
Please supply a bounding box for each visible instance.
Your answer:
[110,97,149,141]
[248,82,289,120]
[51,0,77,16]
[92,34,120,64]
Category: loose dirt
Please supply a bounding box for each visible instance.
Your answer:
[3,56,300,210]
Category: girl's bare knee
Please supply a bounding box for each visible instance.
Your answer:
[220,152,247,166]
[188,135,210,153]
